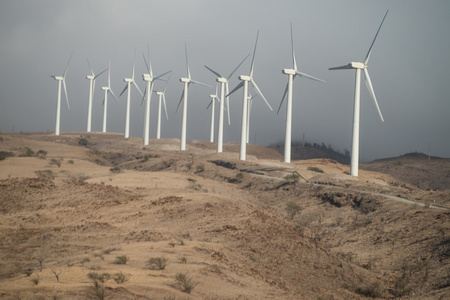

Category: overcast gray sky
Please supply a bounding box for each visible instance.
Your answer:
[1,0,449,161]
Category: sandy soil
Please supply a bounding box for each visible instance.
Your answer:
[0,132,449,299]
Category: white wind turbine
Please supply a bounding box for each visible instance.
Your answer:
[141,49,171,146]
[278,23,325,163]
[119,51,143,139]
[177,44,211,151]
[51,53,72,136]
[101,61,118,133]
[227,31,273,161]
[206,83,220,143]
[246,93,257,144]
[154,72,171,139]
[86,59,108,133]
[329,10,388,177]
[204,54,249,152]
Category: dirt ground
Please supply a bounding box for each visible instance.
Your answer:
[0,132,449,299]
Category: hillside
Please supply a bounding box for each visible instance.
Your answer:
[0,132,449,299]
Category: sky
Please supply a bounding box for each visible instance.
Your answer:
[1,0,449,161]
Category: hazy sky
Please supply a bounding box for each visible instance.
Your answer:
[1,0,449,161]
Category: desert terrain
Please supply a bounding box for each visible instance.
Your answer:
[0,132,449,299]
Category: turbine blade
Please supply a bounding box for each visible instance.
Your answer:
[277,81,289,115]
[206,100,213,110]
[215,83,218,96]
[132,49,137,80]
[95,68,108,79]
[163,72,172,93]
[86,58,94,76]
[249,31,259,77]
[185,43,191,79]
[296,71,326,83]
[154,70,172,81]
[108,61,111,87]
[329,64,354,70]
[176,89,184,113]
[204,65,222,78]
[142,52,150,74]
[250,79,272,111]
[141,87,147,106]
[227,53,250,80]
[226,82,230,125]
[63,52,73,78]
[291,22,298,71]
[363,68,384,122]
[62,79,70,110]
[133,81,144,97]
[364,10,389,65]
[163,94,169,119]
[226,81,245,98]
[147,44,153,77]
[190,79,212,88]
[93,79,96,94]
[119,84,128,97]
[109,89,119,101]
[102,97,105,106]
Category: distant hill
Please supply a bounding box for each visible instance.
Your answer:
[270,141,350,164]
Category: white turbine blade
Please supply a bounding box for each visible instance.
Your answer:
[93,79,96,94]
[62,79,70,110]
[206,100,213,110]
[277,81,289,115]
[363,68,384,122]
[146,45,153,77]
[227,53,250,80]
[133,81,144,97]
[190,79,212,88]
[329,64,354,70]
[107,62,112,87]
[95,68,108,80]
[176,89,184,112]
[250,79,272,111]
[185,43,191,79]
[119,84,128,97]
[162,94,169,120]
[204,65,222,78]
[364,10,389,65]
[154,70,172,81]
[109,89,119,101]
[215,83,218,96]
[249,31,259,77]
[226,82,230,125]
[291,22,298,71]
[296,71,326,83]
[86,58,94,76]
[226,81,245,98]
[163,72,172,93]
[102,97,105,106]
[142,52,150,74]
[141,87,147,105]
[63,52,73,78]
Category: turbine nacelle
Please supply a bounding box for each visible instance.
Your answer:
[180,77,190,83]
[52,76,64,81]
[124,78,133,83]
[239,75,251,81]
[350,62,366,69]
[156,91,164,96]
[217,77,227,83]
[86,75,95,80]
[142,74,153,82]
[282,69,296,75]
[102,86,108,91]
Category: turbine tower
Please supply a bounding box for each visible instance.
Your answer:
[141,49,171,146]
[206,83,220,143]
[329,10,388,177]
[119,51,143,139]
[154,72,171,139]
[278,23,325,163]
[86,59,108,133]
[51,53,72,136]
[177,44,211,151]
[101,61,118,133]
[204,54,249,152]
[227,31,272,161]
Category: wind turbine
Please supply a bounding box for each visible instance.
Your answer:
[329,10,388,177]
[51,53,72,136]
[227,31,273,161]
[101,61,118,133]
[141,49,171,146]
[278,23,325,163]
[204,54,249,152]
[206,83,220,143]
[86,59,108,133]
[177,44,211,151]
[246,93,257,144]
[119,51,143,139]
[154,72,171,139]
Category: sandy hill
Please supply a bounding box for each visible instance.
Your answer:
[0,132,449,300]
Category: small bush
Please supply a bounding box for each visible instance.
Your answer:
[147,257,168,270]
[67,159,74,164]
[284,173,300,181]
[235,172,244,179]
[355,282,382,298]
[285,201,302,220]
[78,138,88,146]
[23,147,35,157]
[24,269,33,277]
[174,272,197,294]
[51,268,62,282]
[179,256,187,264]
[49,158,63,168]
[35,170,55,180]
[109,166,122,173]
[30,275,40,285]
[307,166,324,173]
[36,150,47,159]
[0,151,14,160]
[113,272,130,284]
[113,255,128,265]
[87,272,111,283]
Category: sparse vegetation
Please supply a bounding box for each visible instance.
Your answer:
[113,255,128,264]
[23,147,34,157]
[284,172,300,181]
[36,150,47,159]
[354,282,382,298]
[49,158,63,167]
[109,166,122,173]
[174,272,197,294]
[35,169,55,180]
[30,274,40,285]
[51,268,62,282]
[113,272,130,284]
[87,272,110,300]
[179,256,187,264]
[307,166,324,173]
[147,257,168,270]
[0,151,14,160]
[285,201,302,220]
[78,138,88,146]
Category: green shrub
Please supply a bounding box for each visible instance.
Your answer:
[284,173,300,181]
[113,255,128,265]
[78,138,88,146]
[147,257,168,270]
[285,201,302,220]
[174,272,197,294]
[0,151,14,160]
[23,147,34,157]
[109,166,122,173]
[36,150,47,159]
[113,272,130,284]
[307,166,324,173]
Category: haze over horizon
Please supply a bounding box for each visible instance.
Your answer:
[1,0,449,162]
